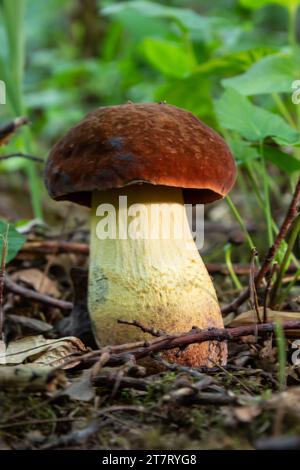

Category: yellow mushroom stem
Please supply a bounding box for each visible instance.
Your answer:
[88,185,227,367]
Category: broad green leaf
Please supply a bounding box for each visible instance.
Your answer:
[240,0,300,9]
[264,146,300,173]
[154,75,213,121]
[222,54,297,95]
[141,38,196,78]
[228,138,259,165]
[102,1,214,37]
[0,221,26,264]
[215,88,300,144]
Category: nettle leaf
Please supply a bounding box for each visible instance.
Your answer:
[240,0,299,10]
[0,221,26,264]
[264,146,300,173]
[222,54,296,95]
[141,38,196,78]
[215,89,300,145]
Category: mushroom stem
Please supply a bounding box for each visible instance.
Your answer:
[88,186,227,367]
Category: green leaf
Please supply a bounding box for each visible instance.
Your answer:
[264,146,300,173]
[240,0,300,10]
[141,38,196,78]
[102,1,214,37]
[215,88,300,144]
[222,54,297,95]
[154,75,213,121]
[228,138,259,165]
[0,221,26,264]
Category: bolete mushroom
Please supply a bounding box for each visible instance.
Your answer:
[45,103,236,367]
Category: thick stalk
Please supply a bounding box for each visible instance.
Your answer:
[88,186,227,367]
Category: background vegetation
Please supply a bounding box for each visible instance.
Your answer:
[1,0,300,306]
[1,0,300,451]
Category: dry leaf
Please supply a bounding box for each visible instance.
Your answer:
[11,268,60,298]
[229,307,300,338]
[64,369,95,402]
[0,364,66,392]
[234,405,262,423]
[0,335,87,368]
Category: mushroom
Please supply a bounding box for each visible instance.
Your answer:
[45,103,236,367]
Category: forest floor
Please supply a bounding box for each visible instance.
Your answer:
[1,182,300,451]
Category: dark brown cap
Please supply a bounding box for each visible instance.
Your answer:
[45,103,236,206]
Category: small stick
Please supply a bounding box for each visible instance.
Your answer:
[263,262,278,323]
[20,240,89,255]
[0,153,43,163]
[0,224,9,341]
[222,178,300,314]
[0,117,28,146]
[249,248,260,323]
[118,319,166,337]
[4,275,73,310]
[69,319,300,368]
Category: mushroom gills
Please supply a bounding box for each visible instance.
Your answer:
[88,185,227,367]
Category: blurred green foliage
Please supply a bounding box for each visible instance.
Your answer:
[0,0,300,279]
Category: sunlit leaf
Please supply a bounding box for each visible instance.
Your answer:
[141,38,196,78]
[102,0,215,38]
[228,137,259,165]
[264,146,300,173]
[215,88,300,144]
[222,54,297,95]
[154,75,213,121]
[0,221,26,264]
[240,0,300,9]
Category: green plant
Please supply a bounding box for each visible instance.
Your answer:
[0,220,26,263]
[0,0,42,219]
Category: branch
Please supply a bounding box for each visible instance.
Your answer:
[0,153,44,163]
[20,240,89,255]
[4,275,73,310]
[222,178,300,314]
[0,117,28,146]
[118,319,166,337]
[72,319,300,368]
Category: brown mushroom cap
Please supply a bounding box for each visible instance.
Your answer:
[44,103,236,206]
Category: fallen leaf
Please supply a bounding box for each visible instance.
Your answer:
[64,369,95,402]
[229,307,300,338]
[7,313,53,334]
[234,405,262,423]
[0,335,87,368]
[11,268,60,298]
[0,364,66,392]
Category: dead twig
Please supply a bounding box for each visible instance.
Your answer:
[263,262,278,323]
[249,248,260,323]
[41,405,145,449]
[0,117,28,146]
[70,319,300,368]
[20,240,89,256]
[4,275,73,310]
[0,153,44,163]
[222,178,300,314]
[163,387,244,406]
[0,224,9,341]
[118,319,166,337]
[92,371,150,391]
